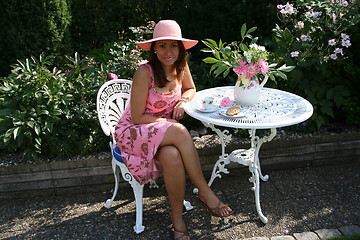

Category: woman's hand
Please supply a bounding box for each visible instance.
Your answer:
[173,101,186,120]
[172,63,196,121]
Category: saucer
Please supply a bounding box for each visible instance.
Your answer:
[219,107,246,118]
[197,105,218,113]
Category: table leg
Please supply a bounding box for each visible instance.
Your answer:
[207,153,230,187]
[253,164,268,223]
[248,128,277,224]
[250,128,277,181]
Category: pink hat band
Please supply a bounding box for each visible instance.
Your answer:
[136,20,198,50]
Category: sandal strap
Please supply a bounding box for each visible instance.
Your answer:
[198,198,233,218]
[207,200,229,216]
[173,228,189,240]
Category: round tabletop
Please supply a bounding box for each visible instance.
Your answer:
[184,87,313,129]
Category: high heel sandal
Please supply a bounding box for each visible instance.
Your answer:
[170,212,190,240]
[173,227,190,240]
[198,198,233,218]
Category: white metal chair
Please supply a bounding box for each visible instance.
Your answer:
[96,79,193,234]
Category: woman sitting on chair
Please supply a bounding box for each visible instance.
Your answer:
[115,20,233,240]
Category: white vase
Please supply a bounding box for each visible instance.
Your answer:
[233,75,268,106]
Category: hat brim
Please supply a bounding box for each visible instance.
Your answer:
[136,37,198,50]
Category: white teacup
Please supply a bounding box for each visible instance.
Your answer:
[201,96,214,110]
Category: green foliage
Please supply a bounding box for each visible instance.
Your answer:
[0,0,282,77]
[0,0,71,76]
[0,54,107,159]
[201,24,294,86]
[103,22,153,79]
[272,0,360,129]
[343,97,360,126]
[274,0,359,63]
[327,235,360,240]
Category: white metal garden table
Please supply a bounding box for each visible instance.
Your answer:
[184,86,313,224]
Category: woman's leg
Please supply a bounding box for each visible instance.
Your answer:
[160,123,232,216]
[157,145,188,239]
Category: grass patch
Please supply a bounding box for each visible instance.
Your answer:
[328,235,360,240]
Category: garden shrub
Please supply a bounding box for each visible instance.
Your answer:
[102,22,153,79]
[0,0,71,77]
[272,0,360,128]
[68,0,154,55]
[0,54,107,159]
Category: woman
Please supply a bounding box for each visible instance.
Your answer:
[115,20,232,240]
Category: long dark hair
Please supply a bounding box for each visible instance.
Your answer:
[148,41,188,88]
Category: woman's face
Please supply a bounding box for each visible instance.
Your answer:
[154,40,179,67]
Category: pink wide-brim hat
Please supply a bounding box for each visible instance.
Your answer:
[136,20,198,50]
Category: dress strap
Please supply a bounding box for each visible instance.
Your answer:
[142,63,155,88]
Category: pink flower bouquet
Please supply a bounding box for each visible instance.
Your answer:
[202,23,294,88]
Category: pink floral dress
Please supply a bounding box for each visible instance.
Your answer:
[114,64,181,184]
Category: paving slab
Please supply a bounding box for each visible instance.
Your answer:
[314,229,342,239]
[243,237,269,240]
[293,231,319,240]
[338,225,360,236]
[271,236,295,240]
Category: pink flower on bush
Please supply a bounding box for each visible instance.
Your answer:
[220,97,232,107]
[130,49,139,58]
[137,60,149,66]
[108,73,118,80]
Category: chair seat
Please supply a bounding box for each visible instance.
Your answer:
[113,145,124,163]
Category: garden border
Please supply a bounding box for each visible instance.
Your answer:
[1,131,359,200]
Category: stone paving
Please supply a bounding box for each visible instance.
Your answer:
[1,162,359,239]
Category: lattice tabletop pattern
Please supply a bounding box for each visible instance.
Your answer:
[185,87,313,129]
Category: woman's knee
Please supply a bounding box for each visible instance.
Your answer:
[157,145,183,168]
[169,123,191,141]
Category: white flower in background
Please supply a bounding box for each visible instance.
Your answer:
[279,3,295,15]
[249,43,266,52]
[341,1,349,7]
[328,39,336,46]
[305,11,322,18]
[314,11,322,17]
[244,51,252,63]
[330,53,338,60]
[342,39,351,48]
[331,13,337,21]
[295,21,304,29]
[334,48,344,55]
[341,33,350,40]
[291,51,300,57]
[300,34,311,41]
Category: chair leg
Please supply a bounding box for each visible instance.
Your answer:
[148,179,159,189]
[183,199,194,211]
[130,179,145,234]
[104,158,120,208]
[117,163,145,234]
